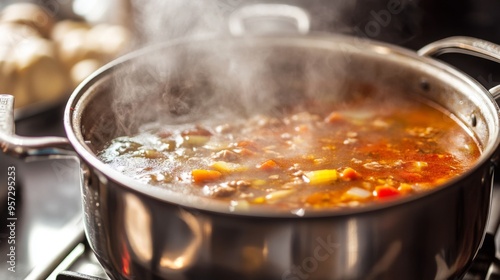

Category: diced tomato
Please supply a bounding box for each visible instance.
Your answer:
[374,186,400,198]
[257,159,279,171]
[191,169,222,183]
[303,169,338,185]
[398,183,413,194]
[341,167,360,181]
[252,197,266,204]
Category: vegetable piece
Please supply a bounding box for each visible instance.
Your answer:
[341,167,361,181]
[324,112,344,123]
[303,169,338,185]
[398,183,413,194]
[253,190,296,204]
[236,140,258,150]
[399,171,422,183]
[182,135,210,147]
[192,169,222,183]
[252,179,267,186]
[159,139,176,152]
[108,140,141,155]
[265,190,295,201]
[257,159,279,171]
[211,161,248,173]
[345,187,371,199]
[373,119,389,128]
[294,124,309,133]
[374,186,400,198]
[229,200,250,211]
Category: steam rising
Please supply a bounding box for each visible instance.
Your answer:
[130,0,227,44]
[106,0,420,138]
[129,0,359,43]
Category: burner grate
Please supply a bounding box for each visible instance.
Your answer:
[56,271,107,280]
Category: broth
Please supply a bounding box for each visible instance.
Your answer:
[98,94,480,210]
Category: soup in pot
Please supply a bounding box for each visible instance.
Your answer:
[98,94,480,210]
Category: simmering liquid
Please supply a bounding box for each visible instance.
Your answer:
[98,95,480,210]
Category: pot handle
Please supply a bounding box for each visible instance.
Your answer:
[0,94,73,158]
[417,36,500,97]
[228,4,310,36]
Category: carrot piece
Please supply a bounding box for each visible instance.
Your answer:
[252,197,266,204]
[191,169,222,183]
[374,186,400,198]
[341,167,360,181]
[257,159,279,171]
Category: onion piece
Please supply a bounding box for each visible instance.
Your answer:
[191,169,222,183]
[211,161,248,173]
[345,187,371,199]
[229,200,250,212]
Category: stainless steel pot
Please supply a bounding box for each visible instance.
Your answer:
[2,4,500,280]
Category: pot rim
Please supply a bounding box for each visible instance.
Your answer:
[64,33,500,218]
